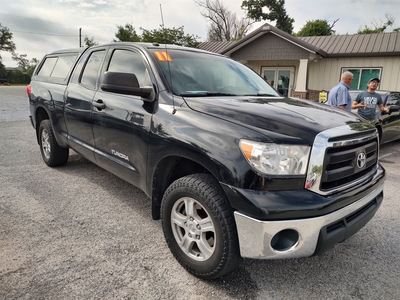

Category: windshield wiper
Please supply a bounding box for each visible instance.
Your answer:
[179,92,237,97]
[242,93,278,97]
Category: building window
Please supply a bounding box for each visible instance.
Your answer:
[342,68,381,90]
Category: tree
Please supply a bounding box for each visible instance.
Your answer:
[114,24,141,42]
[11,52,39,76]
[84,35,99,47]
[0,23,16,54]
[296,19,338,37]
[1,23,16,72]
[0,62,6,78]
[357,14,395,34]
[141,26,201,47]
[195,0,252,41]
[241,0,294,34]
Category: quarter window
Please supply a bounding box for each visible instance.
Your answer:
[51,56,77,78]
[37,57,57,77]
[37,55,77,79]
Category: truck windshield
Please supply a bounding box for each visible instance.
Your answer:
[151,49,280,97]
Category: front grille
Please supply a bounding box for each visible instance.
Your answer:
[306,125,379,196]
[320,138,378,191]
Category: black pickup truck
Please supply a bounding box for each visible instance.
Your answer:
[28,42,386,280]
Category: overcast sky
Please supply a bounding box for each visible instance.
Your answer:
[1,0,399,67]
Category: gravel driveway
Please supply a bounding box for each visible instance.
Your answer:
[1,86,400,299]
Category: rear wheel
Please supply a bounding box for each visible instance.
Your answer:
[38,120,69,167]
[161,173,241,280]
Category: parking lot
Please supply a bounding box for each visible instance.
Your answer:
[1,86,400,299]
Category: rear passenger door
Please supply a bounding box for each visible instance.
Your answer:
[91,46,155,190]
[64,47,108,162]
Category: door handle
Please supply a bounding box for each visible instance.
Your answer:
[93,99,106,110]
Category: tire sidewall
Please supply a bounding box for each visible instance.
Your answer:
[162,178,226,275]
[38,120,52,165]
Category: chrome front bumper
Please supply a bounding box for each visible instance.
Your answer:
[234,182,384,259]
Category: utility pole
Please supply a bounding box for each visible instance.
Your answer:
[79,28,82,47]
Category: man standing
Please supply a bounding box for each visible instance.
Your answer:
[327,71,354,111]
[351,78,388,124]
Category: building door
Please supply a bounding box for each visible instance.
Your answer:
[262,67,294,97]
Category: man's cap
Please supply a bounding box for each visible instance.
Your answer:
[368,77,380,84]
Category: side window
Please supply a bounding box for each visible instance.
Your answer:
[51,55,77,78]
[37,55,78,79]
[108,50,147,86]
[37,57,57,77]
[81,50,106,89]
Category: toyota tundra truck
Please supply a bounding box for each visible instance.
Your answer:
[27,42,386,279]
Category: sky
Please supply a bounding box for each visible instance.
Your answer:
[1,0,399,68]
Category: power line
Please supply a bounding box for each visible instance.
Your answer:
[11,30,77,37]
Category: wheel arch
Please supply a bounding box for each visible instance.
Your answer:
[150,152,228,220]
[34,106,50,144]
[34,105,68,148]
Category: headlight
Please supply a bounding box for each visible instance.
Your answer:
[239,139,310,175]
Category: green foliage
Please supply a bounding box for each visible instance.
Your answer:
[84,35,99,47]
[0,23,37,82]
[241,0,294,34]
[11,52,38,75]
[357,26,384,34]
[3,69,31,84]
[0,61,7,78]
[357,14,395,34]
[296,19,336,37]
[141,26,200,47]
[114,24,201,47]
[0,23,16,53]
[114,24,142,42]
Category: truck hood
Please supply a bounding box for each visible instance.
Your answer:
[183,96,362,144]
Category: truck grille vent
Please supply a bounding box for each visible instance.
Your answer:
[326,198,378,234]
[320,138,378,191]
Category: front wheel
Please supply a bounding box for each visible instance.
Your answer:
[38,120,69,167]
[161,173,241,280]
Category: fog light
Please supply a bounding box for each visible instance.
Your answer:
[271,229,299,252]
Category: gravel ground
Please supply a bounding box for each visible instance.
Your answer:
[1,86,400,300]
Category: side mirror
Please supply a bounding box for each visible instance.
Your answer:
[101,72,154,101]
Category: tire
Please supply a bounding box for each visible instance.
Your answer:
[161,173,242,280]
[38,120,69,167]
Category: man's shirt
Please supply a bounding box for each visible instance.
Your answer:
[355,91,383,120]
[327,82,352,111]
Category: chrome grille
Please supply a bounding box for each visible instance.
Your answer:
[306,124,378,196]
[321,138,378,190]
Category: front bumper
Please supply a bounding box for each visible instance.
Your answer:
[234,181,384,259]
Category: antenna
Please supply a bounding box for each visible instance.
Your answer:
[159,4,176,114]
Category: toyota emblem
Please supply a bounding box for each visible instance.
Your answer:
[357,151,366,169]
